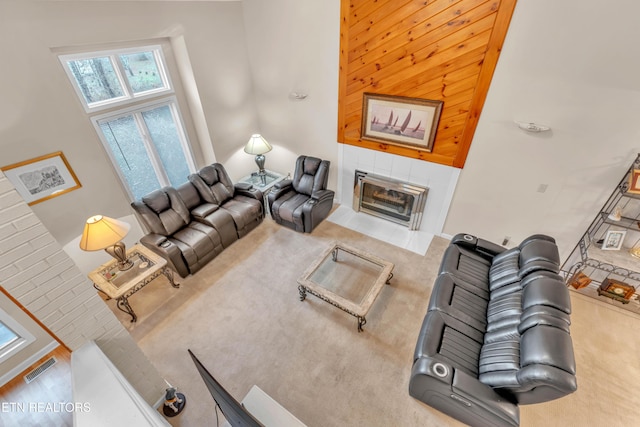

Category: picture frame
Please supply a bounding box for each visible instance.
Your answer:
[361,93,443,152]
[1,151,82,206]
[627,169,640,194]
[601,230,626,250]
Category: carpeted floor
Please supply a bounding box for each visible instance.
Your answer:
[106,219,640,427]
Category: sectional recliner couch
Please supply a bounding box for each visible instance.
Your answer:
[410,233,577,427]
[131,163,264,278]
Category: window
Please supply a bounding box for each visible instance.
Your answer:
[60,46,171,112]
[60,45,196,201]
[0,309,35,364]
[94,98,195,201]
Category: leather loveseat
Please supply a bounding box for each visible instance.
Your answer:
[131,163,263,278]
[409,233,577,427]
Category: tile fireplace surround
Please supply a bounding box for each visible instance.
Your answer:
[328,145,460,255]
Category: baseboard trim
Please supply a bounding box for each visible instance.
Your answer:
[0,341,59,388]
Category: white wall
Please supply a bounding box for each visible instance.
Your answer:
[0,171,166,404]
[0,1,257,246]
[240,0,341,190]
[444,0,640,260]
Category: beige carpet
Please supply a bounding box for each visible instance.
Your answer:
[108,219,640,427]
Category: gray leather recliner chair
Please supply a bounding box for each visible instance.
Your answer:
[267,155,334,233]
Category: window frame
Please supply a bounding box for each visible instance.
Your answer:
[0,308,35,365]
[91,96,197,201]
[59,45,173,113]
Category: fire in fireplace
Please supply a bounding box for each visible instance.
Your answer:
[353,170,428,230]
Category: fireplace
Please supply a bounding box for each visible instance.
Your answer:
[353,170,428,230]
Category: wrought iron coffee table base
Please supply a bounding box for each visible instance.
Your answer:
[298,271,393,332]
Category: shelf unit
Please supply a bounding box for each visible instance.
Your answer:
[561,153,640,315]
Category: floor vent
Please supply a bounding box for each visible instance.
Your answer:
[23,357,57,384]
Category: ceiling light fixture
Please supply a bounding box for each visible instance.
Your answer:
[514,121,551,132]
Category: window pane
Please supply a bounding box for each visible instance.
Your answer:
[99,115,161,200]
[67,57,124,105]
[0,321,19,353]
[142,106,190,187]
[119,51,165,94]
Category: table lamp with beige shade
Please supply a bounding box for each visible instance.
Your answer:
[79,215,133,271]
[244,134,272,175]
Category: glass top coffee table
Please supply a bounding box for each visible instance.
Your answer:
[297,242,394,332]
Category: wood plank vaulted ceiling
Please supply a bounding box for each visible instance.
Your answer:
[337,0,517,168]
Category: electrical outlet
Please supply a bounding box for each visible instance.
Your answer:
[502,236,510,246]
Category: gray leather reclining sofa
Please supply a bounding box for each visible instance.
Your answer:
[131,163,263,278]
[410,233,577,427]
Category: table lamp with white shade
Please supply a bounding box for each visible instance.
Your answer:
[79,215,133,271]
[244,134,272,175]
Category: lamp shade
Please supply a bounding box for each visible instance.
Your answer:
[79,215,130,251]
[244,134,272,155]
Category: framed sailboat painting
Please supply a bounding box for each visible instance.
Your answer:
[361,93,443,152]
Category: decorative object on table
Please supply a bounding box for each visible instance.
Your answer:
[163,386,186,417]
[627,168,640,194]
[1,151,82,206]
[630,246,640,259]
[597,278,636,303]
[607,206,622,221]
[360,93,443,152]
[244,134,273,175]
[79,215,133,270]
[568,271,592,289]
[601,229,626,250]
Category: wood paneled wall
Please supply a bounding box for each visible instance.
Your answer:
[337,0,517,168]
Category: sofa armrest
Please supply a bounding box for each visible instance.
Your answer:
[191,203,219,220]
[268,180,293,206]
[139,233,189,278]
[301,189,335,232]
[310,189,334,203]
[235,182,253,191]
[409,356,519,427]
[235,184,263,202]
[450,233,507,260]
[274,179,292,190]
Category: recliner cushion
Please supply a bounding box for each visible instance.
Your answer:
[193,165,235,204]
[143,190,170,213]
[293,157,322,196]
[479,339,520,375]
[275,192,310,223]
[522,276,571,314]
[519,240,560,276]
[520,325,576,375]
[489,248,520,291]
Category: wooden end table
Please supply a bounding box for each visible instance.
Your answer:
[88,244,179,322]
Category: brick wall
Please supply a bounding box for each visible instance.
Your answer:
[0,170,166,405]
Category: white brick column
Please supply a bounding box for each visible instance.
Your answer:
[0,170,166,405]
